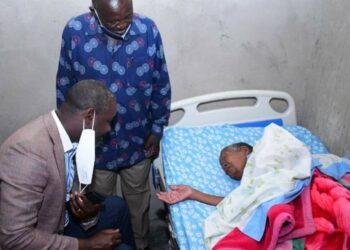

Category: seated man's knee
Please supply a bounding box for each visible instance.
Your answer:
[103,196,130,218]
[102,196,135,249]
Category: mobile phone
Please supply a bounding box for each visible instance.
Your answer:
[84,191,106,204]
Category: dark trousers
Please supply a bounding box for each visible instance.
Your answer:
[64,196,136,250]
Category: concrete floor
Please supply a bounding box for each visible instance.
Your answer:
[117,174,171,249]
[149,181,171,249]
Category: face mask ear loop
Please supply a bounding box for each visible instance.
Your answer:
[123,24,132,38]
[92,111,96,130]
[80,184,89,194]
[83,118,86,130]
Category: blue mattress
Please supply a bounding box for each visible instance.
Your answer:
[161,124,328,250]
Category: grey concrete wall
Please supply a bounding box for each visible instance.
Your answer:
[0,0,349,155]
[301,1,350,156]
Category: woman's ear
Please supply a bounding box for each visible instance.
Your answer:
[241,146,251,156]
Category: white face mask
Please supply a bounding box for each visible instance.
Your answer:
[76,112,96,186]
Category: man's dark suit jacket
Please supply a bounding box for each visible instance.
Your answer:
[0,112,78,249]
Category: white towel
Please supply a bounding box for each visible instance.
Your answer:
[203,123,312,249]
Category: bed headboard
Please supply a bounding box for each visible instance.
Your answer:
[169,90,296,127]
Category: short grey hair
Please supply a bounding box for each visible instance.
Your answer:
[222,142,253,153]
[65,79,115,114]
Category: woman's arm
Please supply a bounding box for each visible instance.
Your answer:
[157,185,223,206]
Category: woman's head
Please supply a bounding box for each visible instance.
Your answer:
[219,142,252,180]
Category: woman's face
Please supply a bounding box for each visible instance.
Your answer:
[219,147,248,180]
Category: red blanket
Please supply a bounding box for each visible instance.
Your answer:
[213,186,314,250]
[213,171,350,250]
[305,171,350,250]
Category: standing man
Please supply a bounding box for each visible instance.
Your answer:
[56,1,171,249]
[0,80,135,250]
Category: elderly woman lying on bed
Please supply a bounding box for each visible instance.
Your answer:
[157,142,252,206]
[157,124,350,249]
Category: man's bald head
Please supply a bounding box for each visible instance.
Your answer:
[91,0,133,36]
[92,0,132,12]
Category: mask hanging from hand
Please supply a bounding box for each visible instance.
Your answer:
[76,111,96,186]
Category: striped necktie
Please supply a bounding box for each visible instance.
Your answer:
[64,143,78,227]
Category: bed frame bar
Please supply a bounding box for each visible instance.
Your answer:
[169,90,296,127]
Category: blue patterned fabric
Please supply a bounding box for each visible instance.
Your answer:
[161,125,328,250]
[57,12,171,170]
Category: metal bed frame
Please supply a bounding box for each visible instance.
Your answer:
[154,90,297,249]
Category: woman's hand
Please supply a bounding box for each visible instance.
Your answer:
[156,185,193,204]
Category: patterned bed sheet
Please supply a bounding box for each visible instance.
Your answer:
[161,124,328,250]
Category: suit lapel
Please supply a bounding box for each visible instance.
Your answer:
[43,113,66,197]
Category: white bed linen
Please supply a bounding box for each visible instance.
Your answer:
[161,124,328,250]
[203,124,312,248]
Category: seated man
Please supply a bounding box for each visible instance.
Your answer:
[0,80,135,250]
[157,142,252,206]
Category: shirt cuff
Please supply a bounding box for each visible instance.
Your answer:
[151,124,164,137]
[80,212,100,231]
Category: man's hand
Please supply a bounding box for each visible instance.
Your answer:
[156,185,193,204]
[144,133,160,160]
[78,229,122,250]
[71,191,100,221]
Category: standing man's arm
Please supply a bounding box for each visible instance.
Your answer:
[56,23,77,108]
[144,23,171,160]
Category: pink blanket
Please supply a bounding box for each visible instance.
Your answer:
[305,171,350,250]
[213,171,350,250]
[213,186,315,250]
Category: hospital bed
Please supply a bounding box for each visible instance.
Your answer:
[153,90,328,250]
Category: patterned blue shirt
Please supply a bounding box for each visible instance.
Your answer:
[56,12,171,170]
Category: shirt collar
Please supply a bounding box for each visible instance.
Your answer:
[84,12,142,39]
[51,110,75,153]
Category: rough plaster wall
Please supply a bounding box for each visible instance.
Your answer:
[0,1,87,144]
[0,0,348,155]
[136,0,316,103]
[300,1,350,155]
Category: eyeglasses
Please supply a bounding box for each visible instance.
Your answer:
[93,9,131,40]
[93,8,132,38]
